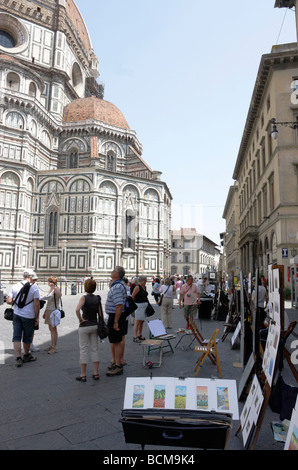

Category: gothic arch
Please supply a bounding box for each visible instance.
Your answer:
[4,109,25,129]
[0,170,21,187]
[98,180,118,196]
[68,178,91,193]
[144,188,160,202]
[61,137,87,153]
[40,179,65,194]
[100,141,123,158]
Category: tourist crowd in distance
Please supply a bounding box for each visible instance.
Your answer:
[5,268,215,380]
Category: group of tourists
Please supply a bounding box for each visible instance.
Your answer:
[5,268,205,381]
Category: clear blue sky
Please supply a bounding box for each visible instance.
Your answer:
[75,0,296,245]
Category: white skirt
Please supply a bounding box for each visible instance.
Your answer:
[135,302,147,321]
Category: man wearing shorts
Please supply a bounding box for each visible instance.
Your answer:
[105,266,127,376]
[7,269,40,367]
[179,275,201,327]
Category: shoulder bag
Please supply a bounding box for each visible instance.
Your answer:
[4,282,29,321]
[158,285,170,306]
[4,307,14,321]
[97,296,109,339]
[145,301,155,317]
[54,292,65,319]
[114,280,137,318]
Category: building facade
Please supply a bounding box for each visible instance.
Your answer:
[221,182,240,279]
[171,228,219,277]
[0,0,172,281]
[223,41,298,283]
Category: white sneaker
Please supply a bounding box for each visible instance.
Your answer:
[30,344,40,352]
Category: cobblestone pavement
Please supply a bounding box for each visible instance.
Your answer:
[0,284,297,452]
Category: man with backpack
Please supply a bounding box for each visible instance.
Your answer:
[7,269,40,367]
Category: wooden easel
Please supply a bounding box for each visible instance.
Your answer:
[194,328,222,378]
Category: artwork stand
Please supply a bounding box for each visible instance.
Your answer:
[146,319,176,355]
[237,266,285,449]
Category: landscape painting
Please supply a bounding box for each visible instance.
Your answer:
[153,385,166,408]
[132,385,145,408]
[175,385,187,409]
[217,387,229,411]
[196,386,209,410]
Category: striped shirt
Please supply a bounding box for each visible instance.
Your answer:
[105,280,126,314]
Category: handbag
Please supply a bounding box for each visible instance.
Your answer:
[4,286,24,320]
[54,292,65,319]
[145,301,155,317]
[97,298,109,339]
[124,296,138,318]
[4,307,14,321]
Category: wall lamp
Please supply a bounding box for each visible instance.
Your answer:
[271,117,298,139]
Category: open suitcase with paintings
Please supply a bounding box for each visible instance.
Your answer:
[120,408,232,450]
[120,377,238,450]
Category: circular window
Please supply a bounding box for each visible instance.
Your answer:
[0,13,28,54]
[0,30,15,48]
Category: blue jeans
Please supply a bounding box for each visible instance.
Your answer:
[12,314,35,344]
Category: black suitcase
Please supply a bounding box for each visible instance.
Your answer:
[198,298,214,319]
[120,408,232,450]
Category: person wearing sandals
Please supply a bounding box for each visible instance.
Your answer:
[131,275,148,342]
[42,276,62,354]
[75,279,101,382]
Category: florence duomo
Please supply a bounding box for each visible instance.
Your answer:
[0,0,172,281]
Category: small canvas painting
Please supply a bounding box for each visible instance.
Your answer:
[154,385,166,408]
[175,385,187,409]
[132,385,145,408]
[196,386,208,410]
[217,387,229,411]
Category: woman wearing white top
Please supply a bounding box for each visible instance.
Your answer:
[159,278,176,329]
[42,276,62,354]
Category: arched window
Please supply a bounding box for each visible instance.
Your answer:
[106,152,115,172]
[29,82,36,98]
[124,209,135,250]
[7,72,20,91]
[69,151,78,169]
[47,209,58,247]
[6,111,24,129]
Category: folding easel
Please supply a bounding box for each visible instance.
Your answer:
[146,319,176,355]
[193,328,222,378]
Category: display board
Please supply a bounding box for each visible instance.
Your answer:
[262,266,281,387]
[123,377,239,420]
[284,395,298,450]
[239,374,264,447]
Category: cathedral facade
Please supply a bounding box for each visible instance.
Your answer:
[0,0,172,281]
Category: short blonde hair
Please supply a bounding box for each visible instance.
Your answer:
[48,276,58,285]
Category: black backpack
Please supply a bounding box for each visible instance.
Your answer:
[15,282,33,309]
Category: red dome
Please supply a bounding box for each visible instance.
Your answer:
[63,96,130,130]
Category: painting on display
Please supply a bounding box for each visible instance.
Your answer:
[240,375,264,447]
[123,377,239,419]
[284,396,298,450]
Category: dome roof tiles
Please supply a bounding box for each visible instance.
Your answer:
[63,96,130,130]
